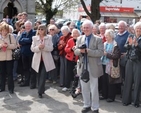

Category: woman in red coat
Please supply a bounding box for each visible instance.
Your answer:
[62,29,80,91]
[58,26,72,88]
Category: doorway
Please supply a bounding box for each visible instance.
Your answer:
[3,2,18,19]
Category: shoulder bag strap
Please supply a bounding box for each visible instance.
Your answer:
[84,51,88,70]
[9,34,11,44]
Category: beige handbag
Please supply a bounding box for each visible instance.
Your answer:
[111,60,120,79]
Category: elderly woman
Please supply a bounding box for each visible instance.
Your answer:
[101,29,121,102]
[93,24,99,35]
[31,24,55,98]
[122,22,141,108]
[47,24,60,83]
[62,29,80,91]
[0,23,17,93]
[58,26,72,88]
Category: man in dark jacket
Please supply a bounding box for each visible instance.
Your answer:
[19,21,36,87]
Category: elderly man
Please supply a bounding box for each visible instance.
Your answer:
[19,21,36,87]
[115,20,129,80]
[74,20,104,113]
[114,20,130,98]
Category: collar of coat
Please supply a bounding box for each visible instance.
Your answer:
[36,35,50,41]
[104,40,117,48]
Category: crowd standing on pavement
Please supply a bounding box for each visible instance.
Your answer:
[0,13,141,113]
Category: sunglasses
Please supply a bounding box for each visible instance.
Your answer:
[38,28,44,31]
[50,29,55,31]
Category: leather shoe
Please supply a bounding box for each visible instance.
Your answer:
[106,98,114,102]
[38,94,42,98]
[20,83,29,87]
[122,103,131,106]
[134,104,139,108]
[30,86,36,89]
[99,96,106,100]
[0,89,5,92]
[81,107,91,113]
[92,109,99,113]
[9,90,14,94]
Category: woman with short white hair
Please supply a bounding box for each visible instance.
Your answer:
[58,25,72,89]
[47,24,60,83]
[101,29,121,102]
[63,28,80,91]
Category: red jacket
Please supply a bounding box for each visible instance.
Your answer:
[65,38,78,62]
[58,33,72,56]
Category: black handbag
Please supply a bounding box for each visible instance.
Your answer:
[80,52,89,83]
[9,35,21,60]
[12,48,21,60]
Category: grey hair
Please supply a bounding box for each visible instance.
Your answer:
[105,29,115,39]
[71,28,81,35]
[24,20,32,26]
[118,20,127,27]
[82,20,94,28]
[93,24,99,30]
[48,24,57,31]
[99,23,106,29]
[61,26,70,32]
[134,22,141,29]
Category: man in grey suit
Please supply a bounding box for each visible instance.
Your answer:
[74,20,104,113]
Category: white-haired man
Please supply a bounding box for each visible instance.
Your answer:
[19,21,36,87]
[74,20,104,113]
[115,20,129,79]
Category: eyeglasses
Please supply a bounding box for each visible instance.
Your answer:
[50,29,55,31]
[38,28,44,31]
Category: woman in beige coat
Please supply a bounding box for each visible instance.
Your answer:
[31,24,55,98]
[0,23,17,94]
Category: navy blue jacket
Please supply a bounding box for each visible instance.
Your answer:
[19,29,36,56]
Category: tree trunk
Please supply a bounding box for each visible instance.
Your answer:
[45,8,58,25]
[90,0,100,23]
[80,0,101,23]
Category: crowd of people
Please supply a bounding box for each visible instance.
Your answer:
[0,13,141,113]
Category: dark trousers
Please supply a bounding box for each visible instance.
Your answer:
[65,59,76,88]
[38,61,47,94]
[22,55,32,85]
[122,60,141,105]
[30,68,37,88]
[0,60,14,91]
[59,56,66,86]
[101,65,109,99]
[108,83,120,100]
[101,65,120,100]
[48,60,59,82]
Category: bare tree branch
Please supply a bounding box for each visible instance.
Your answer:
[80,0,91,16]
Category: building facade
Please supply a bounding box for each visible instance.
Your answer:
[63,0,141,23]
[0,0,35,23]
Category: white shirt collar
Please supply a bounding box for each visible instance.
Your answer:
[117,31,127,36]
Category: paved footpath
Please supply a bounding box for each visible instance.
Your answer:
[0,82,140,113]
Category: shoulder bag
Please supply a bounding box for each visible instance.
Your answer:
[80,51,89,83]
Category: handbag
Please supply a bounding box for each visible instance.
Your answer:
[12,48,21,60]
[111,60,120,79]
[9,35,21,60]
[80,52,89,83]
